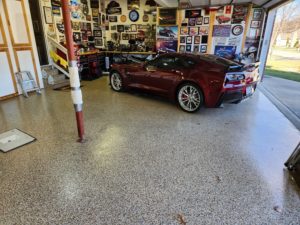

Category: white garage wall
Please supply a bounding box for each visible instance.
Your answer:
[0,0,44,100]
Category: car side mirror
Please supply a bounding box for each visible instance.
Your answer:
[146,65,157,72]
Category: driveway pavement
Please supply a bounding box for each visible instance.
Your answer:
[260,75,300,130]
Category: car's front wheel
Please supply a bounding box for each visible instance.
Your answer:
[177,83,203,113]
[110,72,123,92]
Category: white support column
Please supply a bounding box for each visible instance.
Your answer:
[259,9,277,81]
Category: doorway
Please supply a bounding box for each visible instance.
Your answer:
[259,0,300,130]
[28,0,48,65]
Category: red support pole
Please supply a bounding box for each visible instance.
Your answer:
[61,0,85,142]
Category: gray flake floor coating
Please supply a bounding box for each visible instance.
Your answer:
[0,77,300,225]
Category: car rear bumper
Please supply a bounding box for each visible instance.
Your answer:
[220,82,258,104]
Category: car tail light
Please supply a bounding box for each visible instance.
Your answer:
[225,73,245,81]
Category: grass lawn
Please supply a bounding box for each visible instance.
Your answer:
[265,67,300,82]
[265,49,300,82]
[272,46,299,52]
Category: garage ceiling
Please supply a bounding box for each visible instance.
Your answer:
[155,0,291,9]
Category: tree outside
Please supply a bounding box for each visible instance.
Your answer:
[266,0,300,82]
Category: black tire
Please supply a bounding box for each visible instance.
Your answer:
[110,71,124,92]
[177,83,204,113]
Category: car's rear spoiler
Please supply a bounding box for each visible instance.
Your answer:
[244,62,260,70]
[228,61,260,72]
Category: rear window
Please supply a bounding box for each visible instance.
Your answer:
[199,54,242,67]
[179,56,197,68]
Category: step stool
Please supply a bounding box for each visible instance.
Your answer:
[15,71,41,98]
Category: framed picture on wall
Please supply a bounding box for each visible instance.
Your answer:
[52,6,61,16]
[181,18,188,26]
[125,25,131,31]
[250,20,261,28]
[93,29,102,37]
[72,21,80,30]
[188,18,196,26]
[180,36,186,43]
[131,24,137,32]
[92,8,99,17]
[194,36,201,44]
[186,36,192,44]
[93,23,99,29]
[201,35,208,44]
[200,45,207,53]
[253,9,263,20]
[180,27,188,35]
[43,7,53,24]
[122,33,129,40]
[81,32,88,41]
[90,0,99,8]
[111,33,118,41]
[86,15,92,21]
[95,38,103,46]
[196,17,203,25]
[199,26,209,35]
[93,17,99,23]
[194,45,199,53]
[179,45,185,52]
[73,32,81,42]
[158,8,177,25]
[204,17,209,24]
[117,25,125,32]
[189,27,198,36]
[185,9,201,18]
[109,16,118,22]
[186,45,191,52]
[51,0,61,7]
[130,34,136,40]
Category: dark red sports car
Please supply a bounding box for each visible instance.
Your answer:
[109,53,260,112]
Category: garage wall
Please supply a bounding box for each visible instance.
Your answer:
[39,0,106,56]
[177,4,264,63]
[105,0,156,46]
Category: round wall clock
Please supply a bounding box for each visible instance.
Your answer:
[129,10,139,22]
[120,15,127,22]
[232,25,243,36]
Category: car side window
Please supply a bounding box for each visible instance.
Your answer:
[147,57,160,67]
[155,56,182,70]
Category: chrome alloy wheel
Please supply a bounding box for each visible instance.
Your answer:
[111,72,123,91]
[178,84,202,112]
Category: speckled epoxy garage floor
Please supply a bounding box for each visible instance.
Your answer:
[1,77,300,225]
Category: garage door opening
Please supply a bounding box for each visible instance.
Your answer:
[260,0,300,130]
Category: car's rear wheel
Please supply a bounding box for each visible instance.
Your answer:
[110,72,123,92]
[177,83,203,113]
